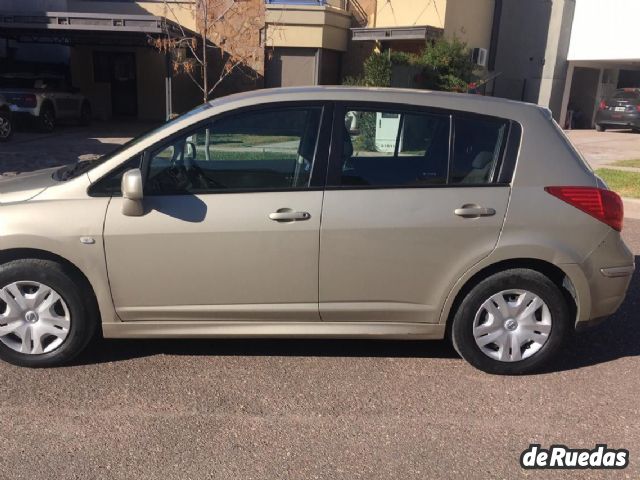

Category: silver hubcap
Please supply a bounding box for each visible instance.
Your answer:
[0,281,71,355]
[472,289,552,362]
[0,116,10,138]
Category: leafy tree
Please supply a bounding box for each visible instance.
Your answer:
[416,37,476,92]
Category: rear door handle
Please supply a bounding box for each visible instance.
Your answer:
[454,204,496,218]
[269,209,311,222]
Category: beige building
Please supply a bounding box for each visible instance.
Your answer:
[5,0,595,124]
[343,0,495,85]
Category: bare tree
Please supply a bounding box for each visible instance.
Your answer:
[153,0,266,104]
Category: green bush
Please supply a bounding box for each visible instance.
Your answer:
[363,52,392,87]
[342,75,366,87]
[417,37,476,92]
[343,37,477,93]
[389,50,415,66]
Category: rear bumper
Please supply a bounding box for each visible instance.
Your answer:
[595,110,640,128]
[571,229,635,327]
[9,106,38,118]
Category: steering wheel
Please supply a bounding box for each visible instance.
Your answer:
[185,162,226,189]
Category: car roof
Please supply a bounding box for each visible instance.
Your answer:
[206,86,547,121]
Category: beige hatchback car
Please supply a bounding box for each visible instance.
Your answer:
[0,87,634,374]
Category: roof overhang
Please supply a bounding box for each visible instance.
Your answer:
[0,11,183,46]
[351,25,443,42]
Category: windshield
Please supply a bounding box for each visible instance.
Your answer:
[53,103,212,181]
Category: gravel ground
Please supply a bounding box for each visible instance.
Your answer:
[0,124,639,479]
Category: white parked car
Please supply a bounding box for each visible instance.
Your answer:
[0,74,91,132]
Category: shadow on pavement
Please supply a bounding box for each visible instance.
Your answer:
[75,338,459,366]
[73,257,640,373]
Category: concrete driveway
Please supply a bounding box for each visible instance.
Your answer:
[0,123,639,479]
[565,128,640,168]
[0,122,155,174]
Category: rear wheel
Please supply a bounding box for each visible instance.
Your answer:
[38,104,55,133]
[451,269,570,375]
[0,110,12,141]
[595,124,606,132]
[0,259,97,368]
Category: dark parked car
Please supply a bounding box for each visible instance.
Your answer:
[595,88,640,132]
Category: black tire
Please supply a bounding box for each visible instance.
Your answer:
[0,109,12,142]
[451,269,570,375]
[79,101,91,126]
[0,259,98,368]
[595,124,606,132]
[38,103,55,133]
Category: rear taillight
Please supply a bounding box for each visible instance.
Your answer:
[22,94,37,108]
[545,186,623,232]
[11,94,37,108]
[636,104,640,113]
[599,100,607,110]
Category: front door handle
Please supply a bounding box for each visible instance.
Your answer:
[454,204,496,218]
[269,208,311,222]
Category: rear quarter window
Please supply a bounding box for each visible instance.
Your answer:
[450,116,508,184]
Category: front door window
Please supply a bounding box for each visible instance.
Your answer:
[145,107,323,195]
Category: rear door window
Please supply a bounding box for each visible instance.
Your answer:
[337,108,450,186]
[331,105,511,187]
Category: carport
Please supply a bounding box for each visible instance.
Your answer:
[0,10,196,120]
[559,0,640,129]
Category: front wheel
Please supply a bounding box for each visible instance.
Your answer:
[595,124,606,132]
[451,269,570,375]
[0,259,97,367]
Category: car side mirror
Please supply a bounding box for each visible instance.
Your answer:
[121,168,144,216]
